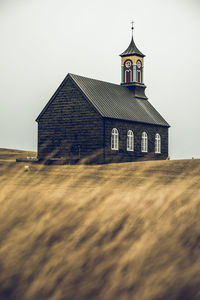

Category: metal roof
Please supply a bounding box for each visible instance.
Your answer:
[69,74,169,127]
[120,36,145,58]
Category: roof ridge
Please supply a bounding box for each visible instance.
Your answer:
[69,73,120,87]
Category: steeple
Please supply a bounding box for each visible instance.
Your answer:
[120,36,145,58]
[120,22,145,58]
[120,23,147,100]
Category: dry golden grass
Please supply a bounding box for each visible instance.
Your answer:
[0,149,200,300]
[0,148,36,161]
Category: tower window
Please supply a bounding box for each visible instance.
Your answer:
[155,133,161,153]
[127,130,134,151]
[111,128,119,150]
[137,70,141,83]
[124,59,133,83]
[136,60,142,83]
[141,132,148,152]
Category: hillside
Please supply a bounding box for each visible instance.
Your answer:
[0,149,200,300]
[0,148,36,161]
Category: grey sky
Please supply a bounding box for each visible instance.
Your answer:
[0,0,199,158]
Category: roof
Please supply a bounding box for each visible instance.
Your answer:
[120,36,145,58]
[36,73,169,127]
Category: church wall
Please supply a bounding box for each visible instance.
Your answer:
[104,118,168,163]
[37,77,104,163]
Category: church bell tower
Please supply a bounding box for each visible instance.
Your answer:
[120,23,147,100]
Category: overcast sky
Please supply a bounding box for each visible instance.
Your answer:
[0,0,200,159]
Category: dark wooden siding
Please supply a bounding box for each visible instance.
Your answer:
[37,77,104,163]
[104,118,168,163]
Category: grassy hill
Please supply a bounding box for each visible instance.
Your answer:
[0,149,200,300]
[0,148,36,161]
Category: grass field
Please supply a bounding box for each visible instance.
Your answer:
[0,149,200,300]
[0,148,36,161]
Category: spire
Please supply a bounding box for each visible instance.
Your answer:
[120,23,145,58]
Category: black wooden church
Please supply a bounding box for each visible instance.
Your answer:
[36,28,170,164]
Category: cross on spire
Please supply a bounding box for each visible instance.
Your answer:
[131,21,134,29]
[131,21,134,37]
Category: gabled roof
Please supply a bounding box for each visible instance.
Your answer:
[120,36,145,58]
[36,73,169,127]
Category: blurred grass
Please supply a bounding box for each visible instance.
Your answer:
[0,149,200,300]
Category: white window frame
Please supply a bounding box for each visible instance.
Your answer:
[141,132,148,152]
[111,128,119,150]
[127,130,134,151]
[155,133,161,153]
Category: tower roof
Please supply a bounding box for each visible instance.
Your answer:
[120,36,145,58]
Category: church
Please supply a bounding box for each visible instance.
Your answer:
[36,27,170,164]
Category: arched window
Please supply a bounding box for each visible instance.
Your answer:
[111,128,119,150]
[124,59,133,83]
[127,130,134,151]
[155,133,161,153]
[141,132,148,152]
[136,60,142,83]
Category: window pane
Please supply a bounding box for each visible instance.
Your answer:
[111,128,118,150]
